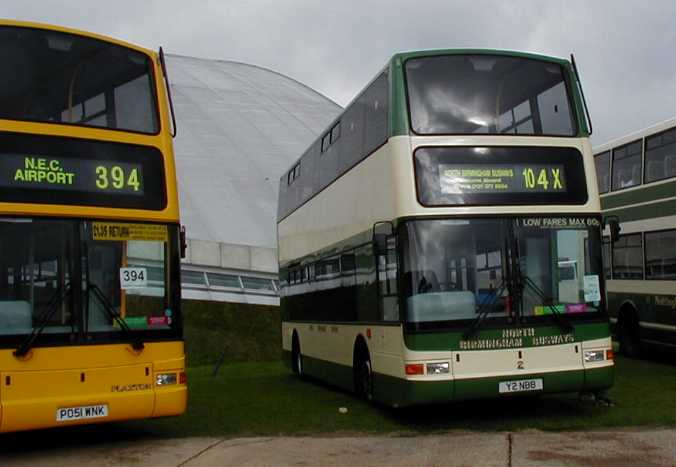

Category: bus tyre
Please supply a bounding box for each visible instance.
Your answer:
[618,312,640,358]
[292,336,303,377]
[356,358,374,401]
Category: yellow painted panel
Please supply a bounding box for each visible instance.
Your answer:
[0,342,186,432]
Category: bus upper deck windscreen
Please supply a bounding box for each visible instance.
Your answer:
[0,25,158,134]
[405,54,577,136]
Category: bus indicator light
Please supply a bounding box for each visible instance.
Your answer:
[605,349,614,361]
[366,329,372,339]
[405,363,424,375]
[179,371,187,385]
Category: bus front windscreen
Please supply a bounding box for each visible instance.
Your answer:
[0,25,158,133]
[405,54,577,136]
[0,218,179,346]
[401,217,605,328]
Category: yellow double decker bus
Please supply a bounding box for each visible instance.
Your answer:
[0,20,186,432]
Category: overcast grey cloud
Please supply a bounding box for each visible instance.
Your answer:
[2,0,675,144]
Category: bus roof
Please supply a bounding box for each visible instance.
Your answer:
[391,48,571,66]
[0,19,156,58]
[593,115,676,155]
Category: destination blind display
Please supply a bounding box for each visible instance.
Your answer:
[414,146,588,206]
[0,154,144,195]
[0,132,167,210]
[439,164,566,194]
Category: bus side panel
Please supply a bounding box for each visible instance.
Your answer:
[283,322,409,394]
[607,282,676,347]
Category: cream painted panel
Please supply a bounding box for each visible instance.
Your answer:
[581,337,612,349]
[279,135,600,264]
[451,344,582,380]
[282,322,407,375]
[371,325,406,377]
[278,139,404,264]
[281,322,293,352]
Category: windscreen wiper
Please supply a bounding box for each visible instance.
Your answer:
[464,234,514,339]
[521,275,573,333]
[14,284,72,358]
[88,283,144,351]
[463,278,507,339]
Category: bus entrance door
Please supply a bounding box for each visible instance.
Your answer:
[376,235,399,322]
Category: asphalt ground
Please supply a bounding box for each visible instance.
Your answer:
[2,428,676,466]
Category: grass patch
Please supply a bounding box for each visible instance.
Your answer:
[182,299,280,366]
[127,354,676,438]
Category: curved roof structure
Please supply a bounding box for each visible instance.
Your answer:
[167,54,341,253]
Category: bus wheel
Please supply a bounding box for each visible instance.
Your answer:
[618,310,641,358]
[292,335,303,376]
[355,357,374,401]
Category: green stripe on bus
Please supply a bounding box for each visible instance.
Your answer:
[601,179,676,210]
[604,198,676,223]
[404,322,610,352]
[390,58,409,137]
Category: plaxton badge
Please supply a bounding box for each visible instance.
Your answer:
[111,383,152,392]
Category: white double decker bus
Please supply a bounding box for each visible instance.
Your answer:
[594,117,676,356]
[278,50,614,406]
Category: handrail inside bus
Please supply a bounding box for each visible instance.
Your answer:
[159,47,178,138]
[570,53,593,135]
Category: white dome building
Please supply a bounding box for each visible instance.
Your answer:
[166,54,341,304]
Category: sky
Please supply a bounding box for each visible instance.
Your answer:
[3,0,676,145]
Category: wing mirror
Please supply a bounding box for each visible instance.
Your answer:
[373,233,388,255]
[372,221,395,255]
[180,225,187,259]
[603,216,621,243]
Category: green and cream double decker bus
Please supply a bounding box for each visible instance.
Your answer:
[278,49,614,407]
[594,117,676,356]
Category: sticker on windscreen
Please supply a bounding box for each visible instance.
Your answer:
[120,267,148,289]
[583,275,601,302]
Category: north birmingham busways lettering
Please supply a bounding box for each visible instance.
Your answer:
[459,328,575,350]
[13,157,75,186]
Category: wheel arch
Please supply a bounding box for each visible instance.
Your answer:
[352,334,371,367]
[618,299,640,324]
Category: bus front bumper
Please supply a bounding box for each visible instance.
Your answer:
[374,365,614,407]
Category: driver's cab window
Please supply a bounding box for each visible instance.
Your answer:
[0,219,75,335]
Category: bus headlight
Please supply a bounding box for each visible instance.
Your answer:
[156,373,178,386]
[583,350,605,363]
[426,362,450,374]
